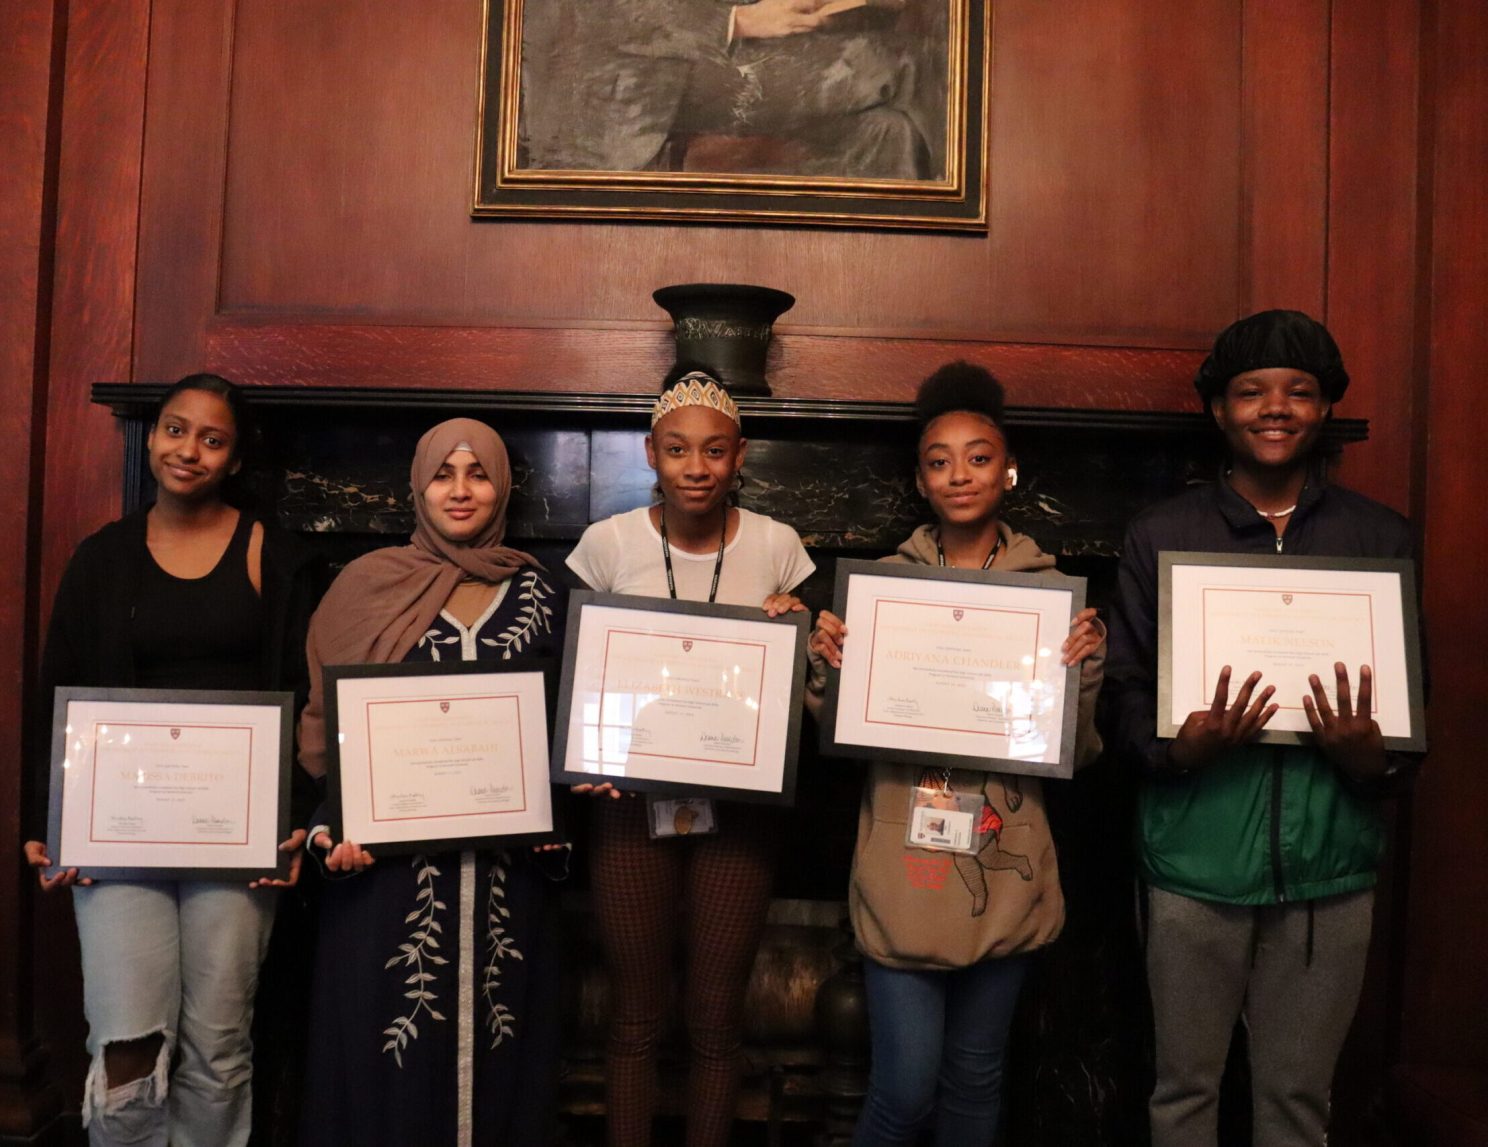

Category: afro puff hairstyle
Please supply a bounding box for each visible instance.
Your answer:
[914,361,1007,436]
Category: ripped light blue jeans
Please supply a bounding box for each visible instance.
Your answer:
[72,881,275,1147]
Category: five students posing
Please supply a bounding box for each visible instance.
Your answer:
[25,313,1418,1147]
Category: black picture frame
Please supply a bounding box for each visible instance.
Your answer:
[1157,552,1428,752]
[474,0,991,230]
[325,659,564,855]
[47,687,294,882]
[818,559,1087,778]
[551,591,810,804]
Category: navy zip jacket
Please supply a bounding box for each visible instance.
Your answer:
[1106,477,1419,904]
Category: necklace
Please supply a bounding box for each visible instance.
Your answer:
[659,506,726,603]
[1223,469,1301,522]
[935,531,1001,570]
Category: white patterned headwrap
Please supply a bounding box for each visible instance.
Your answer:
[650,371,741,429]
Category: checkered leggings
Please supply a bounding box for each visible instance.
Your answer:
[589,796,779,1147]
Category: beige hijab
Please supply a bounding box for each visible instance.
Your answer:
[298,418,538,777]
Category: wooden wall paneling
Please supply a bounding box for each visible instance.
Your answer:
[1326,0,1421,514]
[0,0,66,1134]
[1238,0,1329,319]
[198,0,1247,361]
[36,0,156,1115]
[1315,4,1423,1130]
[217,0,483,319]
[134,0,1369,406]
[1403,0,1488,1077]
[201,319,1206,410]
[43,0,151,590]
[989,0,1241,346]
[214,0,1005,333]
[131,0,238,383]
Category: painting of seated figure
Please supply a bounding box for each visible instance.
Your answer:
[475,0,989,230]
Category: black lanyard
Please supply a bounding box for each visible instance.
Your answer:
[659,508,726,603]
[935,532,1000,570]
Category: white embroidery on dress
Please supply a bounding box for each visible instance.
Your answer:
[479,571,555,660]
[482,851,524,1047]
[417,628,461,662]
[382,855,449,1067]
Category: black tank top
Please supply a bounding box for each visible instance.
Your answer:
[132,511,265,690]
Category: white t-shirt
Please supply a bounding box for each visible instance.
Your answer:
[566,506,815,608]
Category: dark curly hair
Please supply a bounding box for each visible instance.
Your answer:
[914,361,1007,438]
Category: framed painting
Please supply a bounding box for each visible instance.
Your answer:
[474,0,990,230]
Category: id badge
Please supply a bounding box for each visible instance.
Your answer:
[646,795,718,839]
[905,785,982,855]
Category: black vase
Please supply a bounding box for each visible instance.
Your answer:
[652,283,795,396]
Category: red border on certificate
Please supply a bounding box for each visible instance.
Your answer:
[364,694,529,823]
[862,599,1042,736]
[87,722,255,846]
[595,628,768,768]
[1200,587,1379,711]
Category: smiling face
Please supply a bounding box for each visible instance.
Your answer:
[146,388,241,503]
[1211,367,1330,472]
[915,410,1012,530]
[644,405,747,520]
[422,449,498,543]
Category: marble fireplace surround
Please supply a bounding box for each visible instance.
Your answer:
[92,384,1368,580]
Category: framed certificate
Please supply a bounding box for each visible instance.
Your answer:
[46,688,294,881]
[1158,552,1426,750]
[819,560,1087,778]
[326,661,558,854]
[550,592,810,804]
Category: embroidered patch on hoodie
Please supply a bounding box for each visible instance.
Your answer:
[903,854,953,889]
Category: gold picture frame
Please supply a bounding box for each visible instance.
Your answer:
[473,0,989,230]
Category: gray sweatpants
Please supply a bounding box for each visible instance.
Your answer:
[1145,885,1374,1147]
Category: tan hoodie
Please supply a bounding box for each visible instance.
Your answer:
[847,522,1105,970]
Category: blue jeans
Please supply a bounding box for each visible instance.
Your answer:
[72,880,276,1147]
[854,954,1030,1147]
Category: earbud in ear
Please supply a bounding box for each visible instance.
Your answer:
[1007,467,1018,488]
